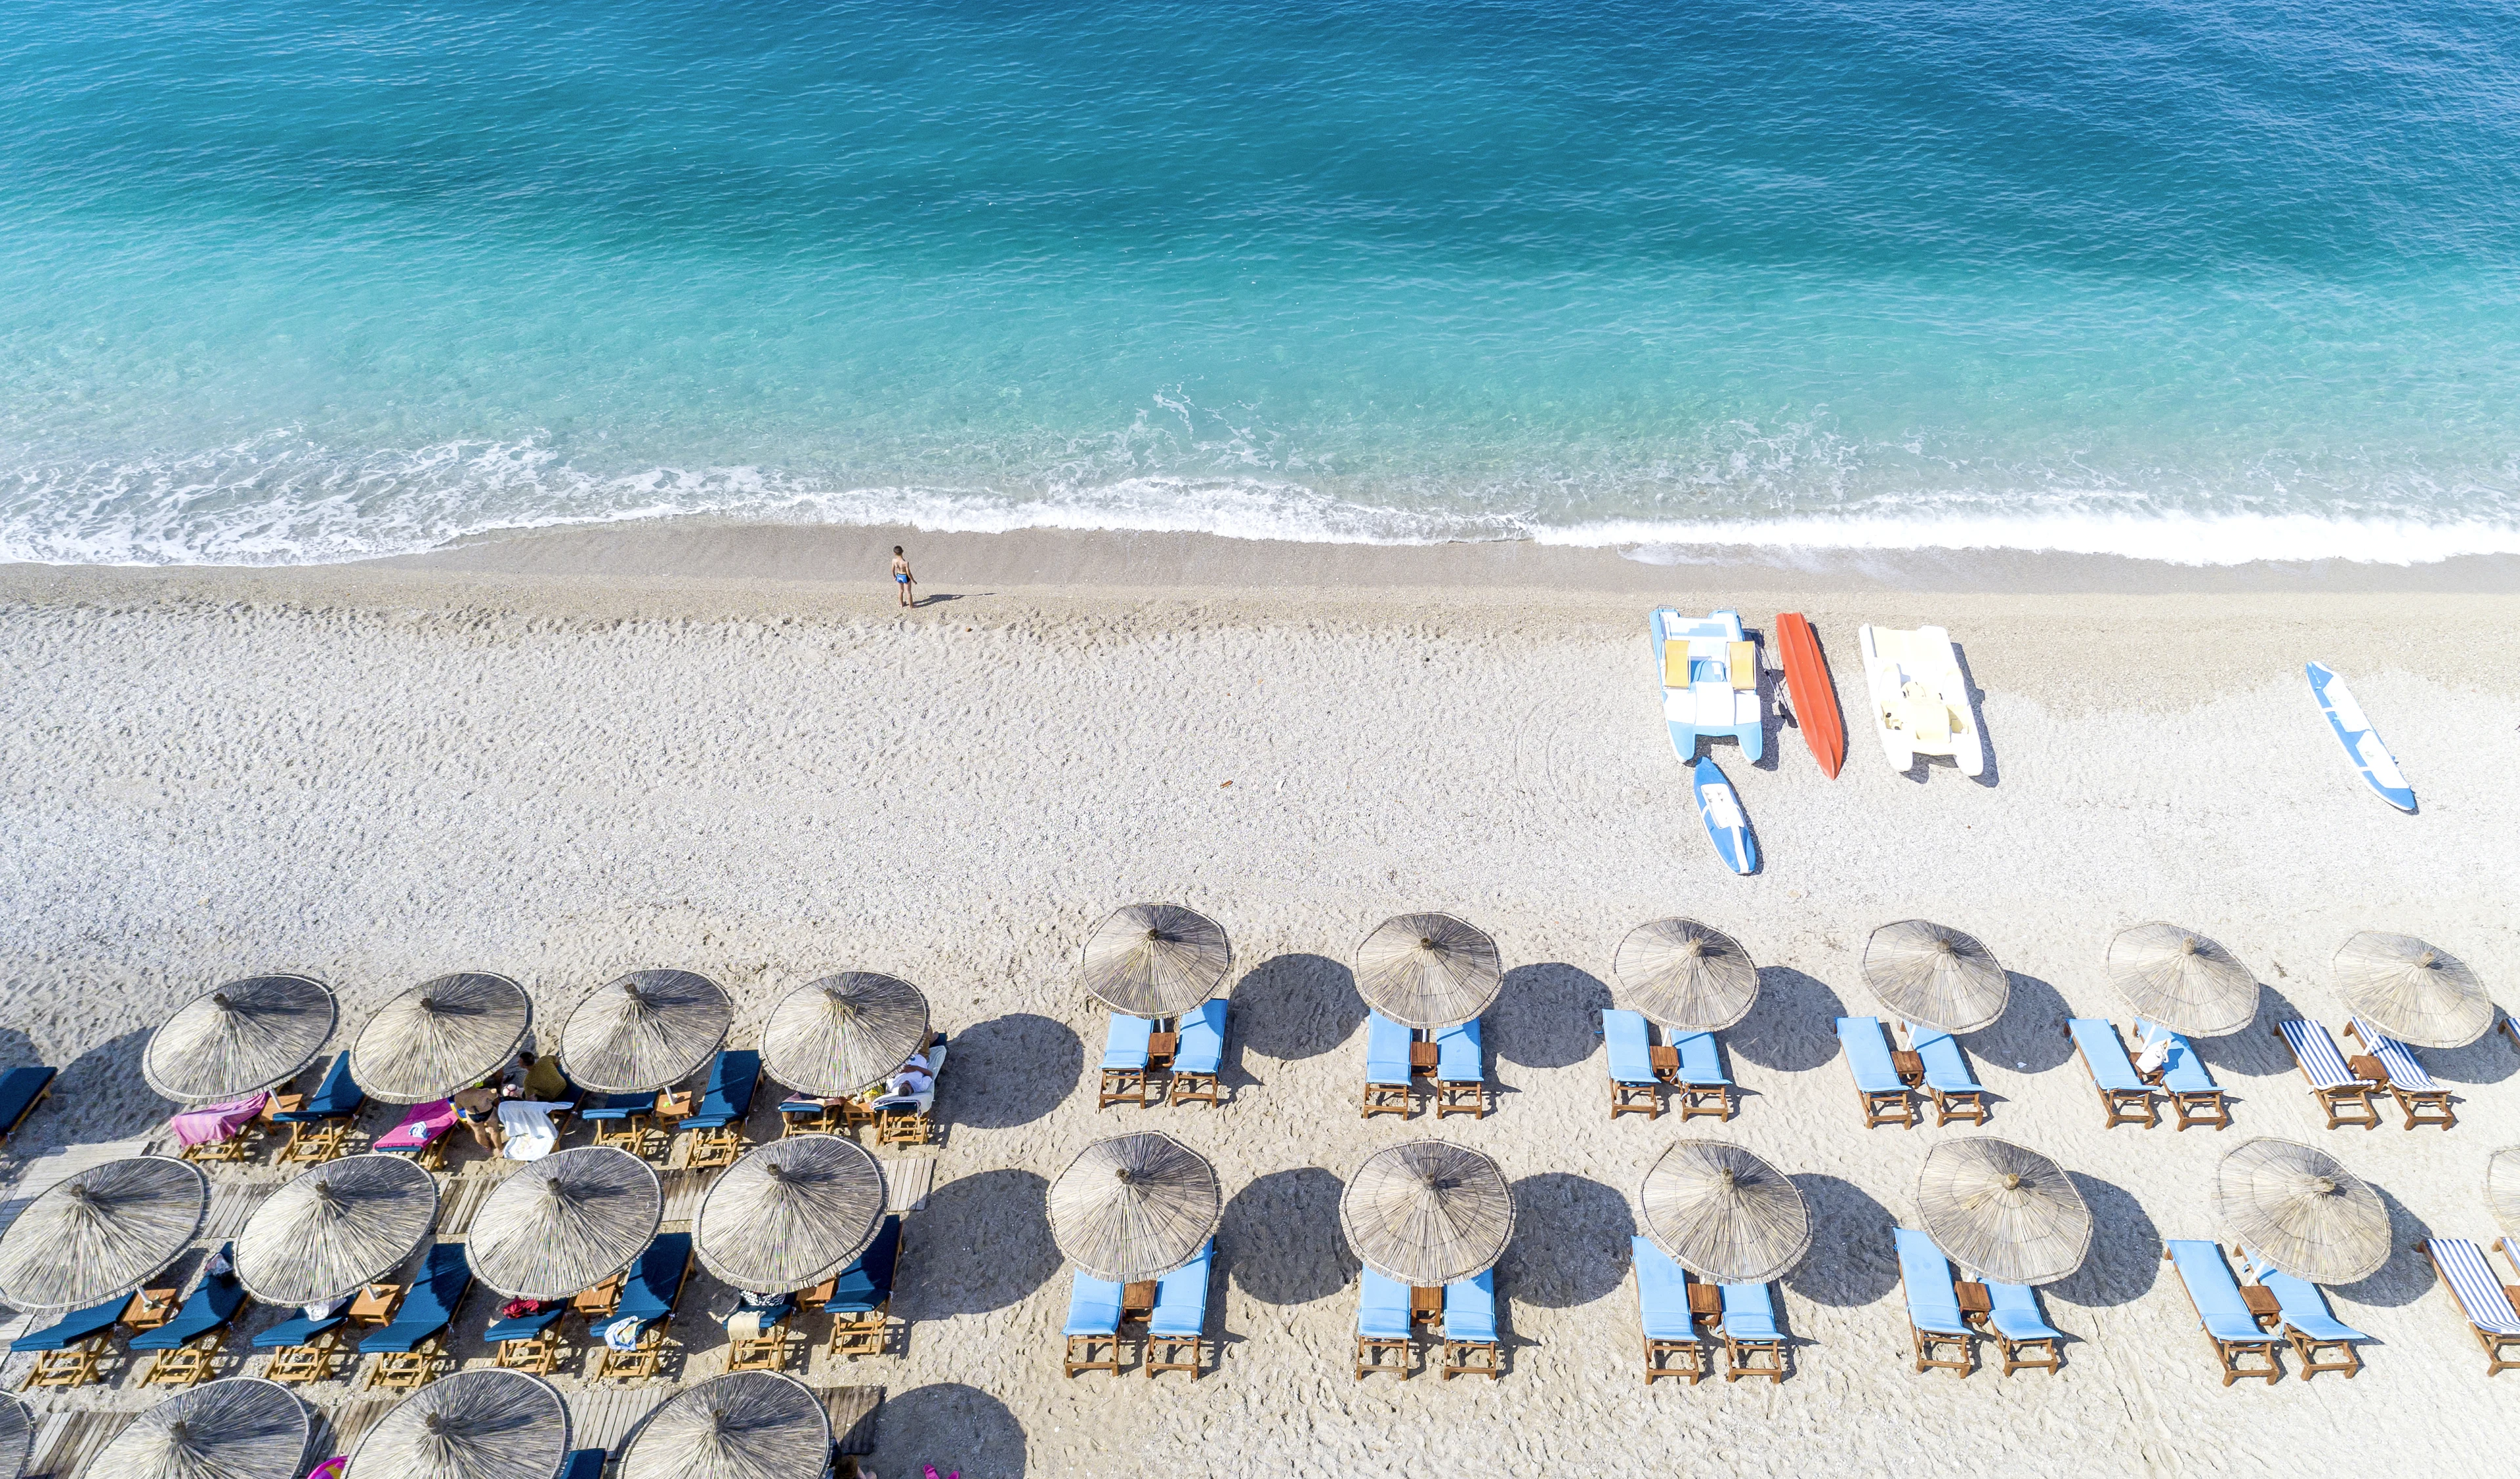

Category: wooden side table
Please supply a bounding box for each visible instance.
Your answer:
[2345,1054,2390,1087]
[1410,1285,1444,1325]
[1891,1050,1926,1087]
[2240,1285,2281,1325]
[1648,1045,1683,1081]
[1409,1043,1439,1075]
[346,1283,405,1326]
[123,1287,181,1330]
[572,1274,625,1319]
[1685,1283,1723,1320]
[1121,1281,1158,1322]
[1953,1281,1991,1316]
[1147,1033,1180,1072]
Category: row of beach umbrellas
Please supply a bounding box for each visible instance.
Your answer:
[0,1365,834,1479]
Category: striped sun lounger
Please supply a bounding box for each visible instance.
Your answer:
[1894,1228,1973,1375]
[2066,1019,2155,1128]
[2346,1015,2455,1129]
[1603,1010,1661,1119]
[2275,1020,2380,1129]
[2424,1238,2520,1374]
[1631,1236,1706,1384]
[2164,1239,2280,1385]
[1670,1030,1732,1121]
[1906,1022,1988,1126]
[1838,1018,1915,1128]
[2244,1248,2368,1378]
[2140,1020,2230,1131]
[1362,1012,1414,1119]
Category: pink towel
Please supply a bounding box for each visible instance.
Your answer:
[169,1093,268,1148]
[374,1098,457,1150]
[305,1461,346,1479]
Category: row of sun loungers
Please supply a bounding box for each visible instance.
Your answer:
[1629,1238,1785,1384]
[1351,1268,1501,1381]
[1064,1240,1219,1378]
[1603,1010,1731,1121]
[1099,1004,1226,1109]
[1358,1011,1486,1119]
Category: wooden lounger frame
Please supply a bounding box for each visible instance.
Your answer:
[724,1314,796,1373]
[1989,1327,2059,1376]
[492,1325,568,1375]
[1097,1064,1151,1110]
[1721,1330,1785,1383]
[1909,1322,1971,1377]
[1641,1332,1705,1385]
[274,1115,356,1165]
[1169,1069,1221,1108]
[1925,1085,1988,1128]
[1675,1082,1732,1122]
[588,1108,656,1156]
[1440,1335,1500,1379]
[263,1331,345,1386]
[2167,1087,2229,1131]
[1359,1081,1412,1119]
[2283,1325,2359,1379]
[2421,1241,2520,1375]
[179,1126,262,1164]
[1352,1333,1412,1379]
[780,1104,839,1138]
[1856,1083,1916,1129]
[1433,1077,1485,1119]
[2065,1022,2155,1128]
[20,1337,109,1390]
[1146,1330,1208,1379]
[2341,1022,2455,1129]
[1064,1330,1125,1377]
[873,1104,936,1147]
[1608,1079,1660,1119]
[682,1121,747,1171]
[2164,1246,2280,1385]
[2274,1024,2380,1129]
[368,1332,453,1390]
[589,1245,696,1383]
[141,1322,243,1388]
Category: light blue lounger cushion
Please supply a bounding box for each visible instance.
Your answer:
[1894,1228,1972,1335]
[1444,1270,1498,1343]
[2165,1239,2271,1343]
[1905,1024,1981,1093]
[1365,1013,1414,1086]
[1358,1269,1413,1340]
[2141,1021,2219,1093]
[1629,1236,1696,1342]
[1718,1281,1780,1342]
[1838,1018,1904,1093]
[1435,1020,1481,1082]
[1063,1274,1124,1337]
[2245,1251,2368,1342]
[1173,1001,1227,1075]
[1672,1031,1729,1087]
[1603,1010,1656,1085]
[2068,1019,2146,1091]
[1984,1281,2062,1341]
[1148,1243,1213,1338]
[1101,1015,1153,1071]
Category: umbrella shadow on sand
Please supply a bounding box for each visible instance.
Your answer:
[1221,1167,1354,1307]
[52,1028,162,1142]
[2330,1184,2438,1309]
[1502,1173,1633,1308]
[1493,964,1614,1070]
[1784,1175,1899,1308]
[2046,1173,2162,1308]
[874,1383,1026,1478]
[1964,972,2074,1076]
[902,1169,1058,1317]
[2416,1030,2518,1087]
[937,1014,1080,1131]
[1725,969,1845,1073]
[1225,955,1365,1065]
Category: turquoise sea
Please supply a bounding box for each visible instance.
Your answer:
[4,0,2518,564]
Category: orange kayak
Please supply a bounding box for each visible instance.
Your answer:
[1773,613,1845,778]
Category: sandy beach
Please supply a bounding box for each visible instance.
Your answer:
[3,523,2519,1476]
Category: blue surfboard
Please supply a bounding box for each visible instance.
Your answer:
[2306,662,2414,812]
[1694,757,1758,875]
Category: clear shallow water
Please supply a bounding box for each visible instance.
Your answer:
[4,0,2519,565]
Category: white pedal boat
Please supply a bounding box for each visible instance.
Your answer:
[1857,623,1983,776]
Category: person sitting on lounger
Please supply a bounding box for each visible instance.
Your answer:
[453,1085,506,1155]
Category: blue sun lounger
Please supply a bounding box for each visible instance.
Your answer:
[2067,1018,2156,1128]
[127,1244,249,1387]
[558,1453,607,1479]
[1438,1270,1500,1379]
[582,1091,660,1154]
[1603,1010,1660,1119]
[827,1214,903,1358]
[676,1049,760,1167]
[1354,1268,1414,1379]
[1983,1280,2063,1375]
[1903,1022,1987,1126]
[1630,1236,1704,1383]
[2244,1248,2368,1377]
[1099,1014,1155,1108]
[362,1242,473,1388]
[1435,1020,1484,1119]
[270,1053,366,1163]
[1895,1227,1973,1375]
[12,1291,129,1388]
[0,1066,57,1144]
[589,1233,692,1382]
[1838,1018,1915,1127]
[1715,1280,1785,1382]
[1146,1240,1215,1378]
[2164,1239,2280,1385]
[1362,1012,1414,1118]
[1170,999,1227,1106]
[1062,1272,1126,1376]
[1668,1030,1732,1121]
[2139,1020,2230,1129]
[485,1301,569,1372]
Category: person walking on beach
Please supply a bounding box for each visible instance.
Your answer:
[891,545,916,607]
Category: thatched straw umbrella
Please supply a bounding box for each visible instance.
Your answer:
[695,1136,887,1294]
[1354,914,1502,1030]
[87,1379,310,1479]
[614,1371,831,1479]
[468,1147,663,1301]
[2333,932,2492,1049]
[0,1156,208,1311]
[1047,1133,1223,1283]
[1914,1138,2090,1285]
[1863,921,2008,1035]
[350,973,536,1106]
[0,1392,31,1479]
[233,1154,440,1306]
[556,970,732,1094]
[1080,904,1233,1020]
[345,1369,570,1479]
[142,975,338,1104]
[1612,919,1760,1031]
[2105,924,2258,1038]
[759,973,929,1098]
[1636,1140,1811,1284]
[1340,1141,1514,1286]
[2488,1147,2520,1235]
[2211,1138,2389,1284]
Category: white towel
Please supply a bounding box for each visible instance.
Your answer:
[601,1315,646,1350]
[498,1100,565,1161]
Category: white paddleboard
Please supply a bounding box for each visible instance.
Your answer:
[2306,662,2413,812]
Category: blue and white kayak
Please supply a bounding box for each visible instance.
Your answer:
[2306,662,2414,813]
[1694,756,1758,875]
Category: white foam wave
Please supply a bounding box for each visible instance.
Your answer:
[1578,511,2520,567]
